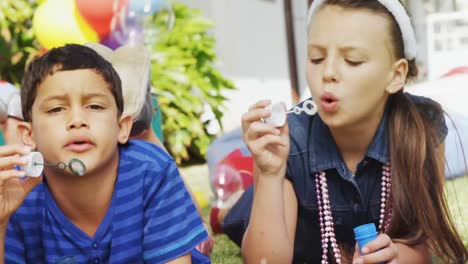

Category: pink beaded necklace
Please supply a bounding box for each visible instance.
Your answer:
[314,162,392,264]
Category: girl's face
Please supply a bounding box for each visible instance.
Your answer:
[307,5,403,129]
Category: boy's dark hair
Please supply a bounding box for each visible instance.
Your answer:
[21,44,124,122]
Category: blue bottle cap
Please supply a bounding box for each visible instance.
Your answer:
[354,223,378,240]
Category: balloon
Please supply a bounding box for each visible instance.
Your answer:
[128,0,164,17]
[76,0,128,38]
[108,17,145,47]
[212,165,243,208]
[33,0,99,50]
[108,0,174,48]
[100,35,121,50]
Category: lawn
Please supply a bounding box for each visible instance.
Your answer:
[180,165,468,263]
[445,176,468,247]
[180,165,243,263]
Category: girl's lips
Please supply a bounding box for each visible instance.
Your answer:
[321,100,339,112]
[320,93,339,113]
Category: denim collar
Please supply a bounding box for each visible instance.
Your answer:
[308,107,390,176]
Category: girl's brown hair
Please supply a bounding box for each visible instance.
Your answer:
[322,0,468,262]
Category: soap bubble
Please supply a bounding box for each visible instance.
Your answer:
[68,159,86,176]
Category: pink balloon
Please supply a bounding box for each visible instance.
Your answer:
[213,165,243,202]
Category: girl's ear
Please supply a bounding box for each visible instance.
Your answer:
[117,114,133,144]
[17,121,36,149]
[386,58,409,94]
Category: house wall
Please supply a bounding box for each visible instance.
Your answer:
[176,0,293,132]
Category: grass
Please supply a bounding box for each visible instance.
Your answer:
[180,165,243,263]
[445,176,468,247]
[209,235,243,264]
[180,165,468,263]
[204,207,243,263]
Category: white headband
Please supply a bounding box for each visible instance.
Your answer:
[307,0,417,60]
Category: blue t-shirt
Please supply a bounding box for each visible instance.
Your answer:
[5,140,209,264]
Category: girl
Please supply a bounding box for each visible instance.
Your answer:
[240,0,468,263]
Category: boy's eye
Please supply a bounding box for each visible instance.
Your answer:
[47,107,65,113]
[345,60,363,66]
[88,104,104,110]
[310,58,324,64]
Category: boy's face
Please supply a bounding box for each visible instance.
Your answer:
[21,68,131,176]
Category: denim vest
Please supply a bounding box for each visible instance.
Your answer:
[286,94,446,263]
[287,105,389,263]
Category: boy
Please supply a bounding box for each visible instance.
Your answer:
[0,44,208,263]
[0,81,24,145]
[85,42,214,255]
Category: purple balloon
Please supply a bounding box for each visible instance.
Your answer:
[107,17,145,47]
[101,35,121,50]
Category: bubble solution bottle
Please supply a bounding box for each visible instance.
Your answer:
[353,223,378,255]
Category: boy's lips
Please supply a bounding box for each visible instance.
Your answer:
[65,143,94,153]
[64,137,95,153]
[320,92,339,113]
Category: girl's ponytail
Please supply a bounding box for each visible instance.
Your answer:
[388,91,468,263]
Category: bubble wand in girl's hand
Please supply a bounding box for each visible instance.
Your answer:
[20,152,87,177]
[262,99,318,127]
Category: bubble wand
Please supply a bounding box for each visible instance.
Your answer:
[262,99,318,127]
[20,152,86,177]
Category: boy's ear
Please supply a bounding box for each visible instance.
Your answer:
[386,58,409,94]
[17,121,36,149]
[118,114,133,144]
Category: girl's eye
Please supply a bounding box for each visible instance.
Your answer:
[345,60,363,66]
[310,58,324,64]
[47,107,65,113]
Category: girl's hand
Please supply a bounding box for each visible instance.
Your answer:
[0,145,42,226]
[352,234,399,264]
[241,100,290,177]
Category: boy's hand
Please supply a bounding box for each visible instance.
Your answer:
[241,100,290,178]
[352,234,399,264]
[0,145,42,226]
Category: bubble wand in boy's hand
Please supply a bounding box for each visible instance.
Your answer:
[262,99,318,127]
[20,152,86,177]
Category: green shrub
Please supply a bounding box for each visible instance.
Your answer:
[0,0,39,85]
[149,3,235,164]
